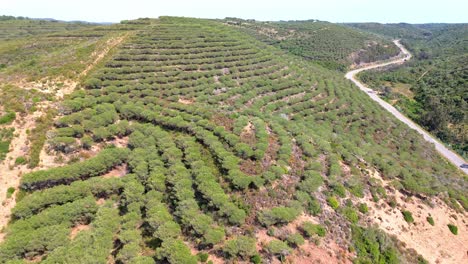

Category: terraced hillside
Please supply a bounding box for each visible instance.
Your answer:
[223,18,400,71]
[0,17,466,264]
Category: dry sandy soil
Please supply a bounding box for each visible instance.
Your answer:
[362,171,467,264]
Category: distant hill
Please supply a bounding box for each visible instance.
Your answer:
[221,18,400,71]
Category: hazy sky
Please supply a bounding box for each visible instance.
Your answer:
[2,0,467,23]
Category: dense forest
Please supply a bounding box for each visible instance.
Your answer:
[348,23,467,158]
[0,17,465,263]
[223,18,400,71]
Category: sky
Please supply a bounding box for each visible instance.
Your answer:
[2,0,467,24]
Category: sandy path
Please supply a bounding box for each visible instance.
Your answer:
[345,40,467,174]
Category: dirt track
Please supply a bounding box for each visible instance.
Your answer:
[345,40,468,174]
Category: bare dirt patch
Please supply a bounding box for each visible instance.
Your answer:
[211,114,234,132]
[102,164,128,179]
[363,170,468,264]
[178,98,194,105]
[108,136,129,148]
[70,224,91,240]
[188,241,224,264]
[240,122,256,145]
[96,198,106,205]
[288,240,352,264]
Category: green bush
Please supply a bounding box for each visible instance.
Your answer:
[197,252,209,263]
[448,224,458,235]
[0,112,16,125]
[21,147,130,189]
[13,177,123,219]
[342,207,359,224]
[7,197,97,234]
[327,196,339,210]
[251,254,262,264]
[286,233,305,247]
[358,203,369,214]
[401,210,414,223]
[257,206,301,226]
[351,225,399,264]
[223,236,257,260]
[6,187,15,198]
[14,156,27,165]
[43,206,125,264]
[300,221,326,237]
[265,240,291,259]
[0,224,69,260]
[426,216,434,226]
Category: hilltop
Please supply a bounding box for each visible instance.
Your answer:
[0,16,466,264]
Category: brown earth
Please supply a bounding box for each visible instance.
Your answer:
[362,170,468,264]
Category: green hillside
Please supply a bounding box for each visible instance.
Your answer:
[0,17,465,263]
[348,23,468,158]
[223,18,400,71]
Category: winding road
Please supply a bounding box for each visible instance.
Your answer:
[345,40,468,174]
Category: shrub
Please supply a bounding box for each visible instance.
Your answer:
[331,183,346,198]
[351,225,399,264]
[300,221,326,237]
[401,210,414,223]
[286,233,305,247]
[265,240,291,259]
[447,224,458,235]
[342,207,359,224]
[426,216,434,226]
[223,236,257,259]
[14,156,27,165]
[257,206,301,226]
[327,196,339,210]
[21,147,130,189]
[0,112,16,125]
[358,203,369,214]
[251,254,262,264]
[197,252,209,263]
[156,239,198,264]
[6,187,15,198]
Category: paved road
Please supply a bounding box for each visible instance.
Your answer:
[345,40,468,174]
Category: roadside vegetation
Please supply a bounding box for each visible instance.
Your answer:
[351,23,467,159]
